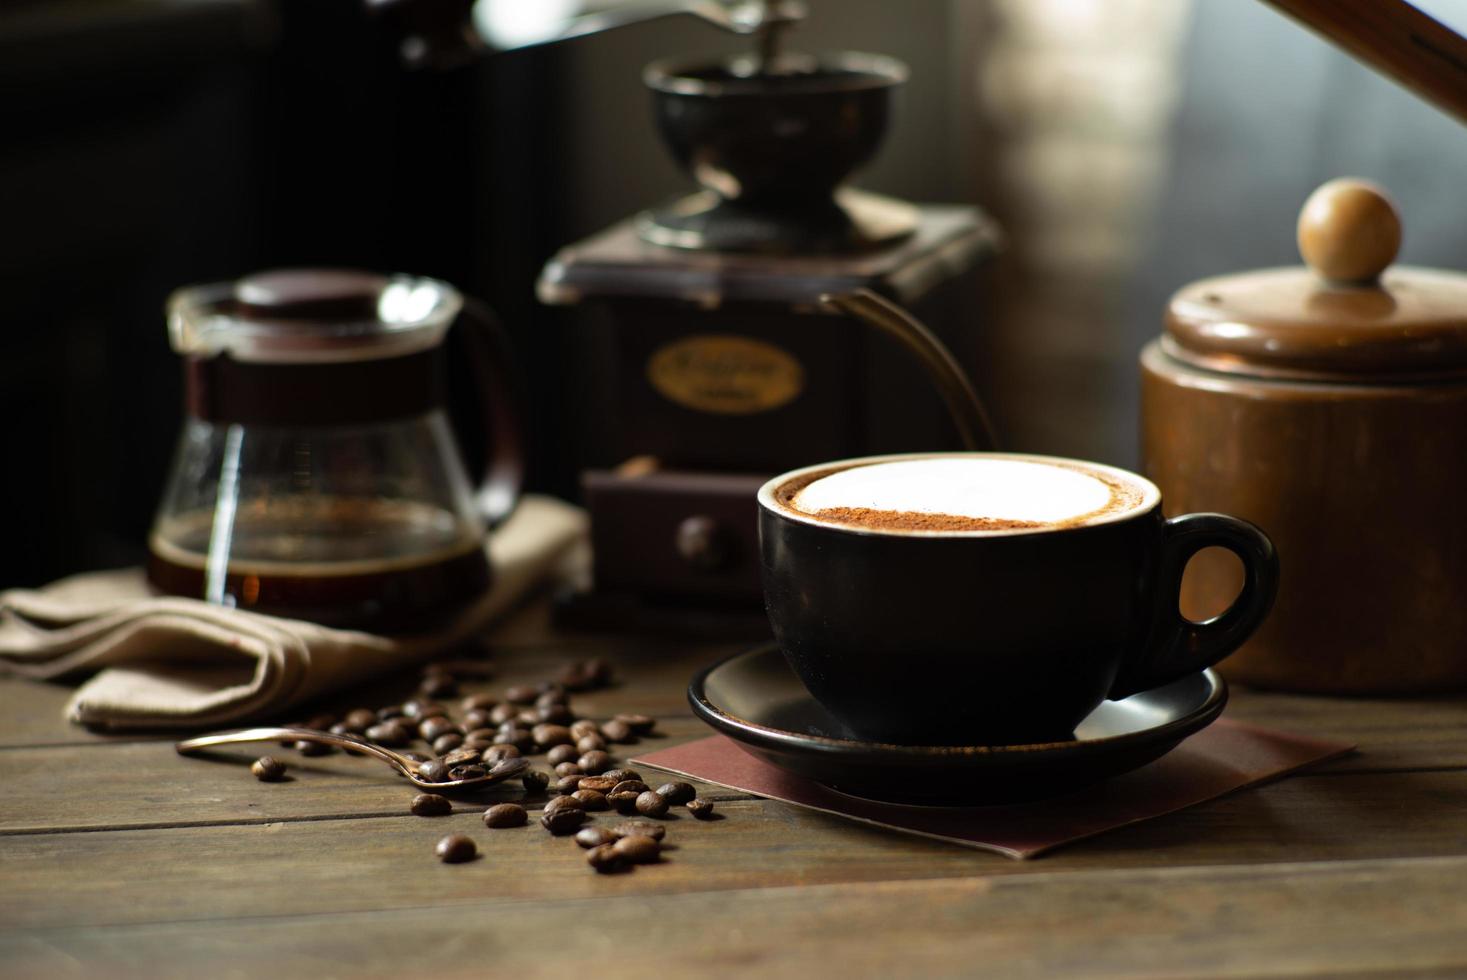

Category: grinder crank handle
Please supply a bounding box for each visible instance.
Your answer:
[820,288,999,452]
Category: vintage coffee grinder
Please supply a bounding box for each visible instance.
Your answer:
[534,4,1002,630]
[369,0,1002,630]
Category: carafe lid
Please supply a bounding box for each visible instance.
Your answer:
[1163,179,1467,382]
[168,269,462,364]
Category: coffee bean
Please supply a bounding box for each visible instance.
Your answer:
[401,751,432,764]
[610,780,649,797]
[448,764,488,781]
[635,791,669,818]
[432,733,464,755]
[365,722,411,747]
[612,820,666,841]
[612,835,661,864]
[463,709,493,731]
[536,680,568,699]
[576,826,618,849]
[572,789,609,811]
[489,703,518,725]
[540,808,587,835]
[546,744,578,766]
[419,716,456,742]
[483,803,527,828]
[535,703,575,725]
[504,684,538,705]
[577,750,612,774]
[442,747,482,767]
[417,759,451,783]
[435,834,476,863]
[251,756,287,781]
[532,724,573,750]
[614,713,656,735]
[521,770,550,794]
[307,713,336,731]
[343,708,377,732]
[376,705,408,721]
[600,720,633,743]
[297,739,332,757]
[411,793,452,816]
[535,689,568,709]
[466,727,497,741]
[554,762,584,778]
[656,781,696,805]
[461,693,498,712]
[487,758,529,780]
[420,674,458,698]
[576,776,617,794]
[607,790,641,814]
[559,658,613,692]
[494,728,534,752]
[484,744,521,763]
[554,775,584,795]
[402,699,443,720]
[544,795,585,815]
[586,843,625,873]
[575,734,607,754]
[602,768,642,785]
[515,709,540,727]
[686,798,716,820]
[569,720,601,741]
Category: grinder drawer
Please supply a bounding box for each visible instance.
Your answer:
[584,461,766,602]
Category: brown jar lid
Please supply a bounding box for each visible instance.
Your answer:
[1164,179,1467,382]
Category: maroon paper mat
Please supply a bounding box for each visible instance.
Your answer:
[632,719,1354,859]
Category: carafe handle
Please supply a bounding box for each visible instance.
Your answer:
[819,288,999,451]
[455,297,526,528]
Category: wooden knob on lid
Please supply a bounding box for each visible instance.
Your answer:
[1296,178,1402,284]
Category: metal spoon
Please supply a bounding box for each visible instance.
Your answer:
[176,726,531,793]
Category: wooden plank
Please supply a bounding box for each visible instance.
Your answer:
[5,630,1467,777]
[5,855,1467,977]
[0,718,720,833]
[1219,685,1467,773]
[2,769,1467,930]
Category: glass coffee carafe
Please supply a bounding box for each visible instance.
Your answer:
[148,269,523,632]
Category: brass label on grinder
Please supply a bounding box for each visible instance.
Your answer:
[647,334,804,415]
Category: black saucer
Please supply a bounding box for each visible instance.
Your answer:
[687,645,1228,805]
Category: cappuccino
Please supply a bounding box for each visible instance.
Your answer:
[770,455,1155,534]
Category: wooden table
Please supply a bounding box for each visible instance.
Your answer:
[4,598,1467,978]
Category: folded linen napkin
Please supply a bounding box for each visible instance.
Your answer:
[0,495,588,730]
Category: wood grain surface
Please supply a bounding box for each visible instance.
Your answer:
[2,599,1466,977]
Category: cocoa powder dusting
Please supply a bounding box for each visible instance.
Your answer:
[810,507,1045,532]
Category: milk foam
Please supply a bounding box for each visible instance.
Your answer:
[791,458,1122,526]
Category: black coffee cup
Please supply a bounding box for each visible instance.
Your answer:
[757,453,1278,746]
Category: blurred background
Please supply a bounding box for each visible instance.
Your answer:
[3,0,1465,587]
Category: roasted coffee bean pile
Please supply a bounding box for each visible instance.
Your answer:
[262,657,721,874]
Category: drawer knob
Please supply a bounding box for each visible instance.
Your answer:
[675,515,730,570]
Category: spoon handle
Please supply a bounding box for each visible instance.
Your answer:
[176,726,411,774]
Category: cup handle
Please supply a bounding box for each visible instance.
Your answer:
[1109,513,1279,699]
[453,297,526,529]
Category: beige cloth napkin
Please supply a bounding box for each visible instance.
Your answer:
[0,495,588,731]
